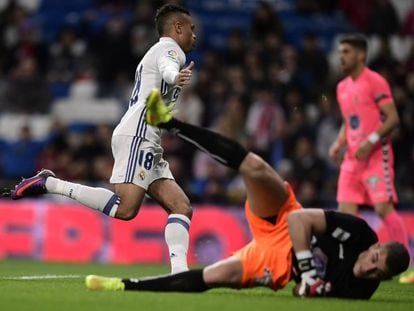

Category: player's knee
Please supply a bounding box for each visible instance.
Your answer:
[115,205,139,220]
[240,153,268,178]
[172,197,193,219]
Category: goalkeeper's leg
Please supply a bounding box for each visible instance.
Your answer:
[86,257,243,292]
[145,88,288,218]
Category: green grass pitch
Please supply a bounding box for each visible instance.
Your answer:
[1,260,413,311]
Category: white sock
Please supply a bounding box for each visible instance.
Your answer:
[45,177,120,217]
[165,213,191,274]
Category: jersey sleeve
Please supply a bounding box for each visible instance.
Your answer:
[157,44,185,85]
[370,72,394,107]
[323,211,378,246]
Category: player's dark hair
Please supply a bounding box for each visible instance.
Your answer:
[155,4,190,36]
[339,34,368,52]
[384,242,410,279]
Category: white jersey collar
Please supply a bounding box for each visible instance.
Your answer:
[160,37,179,45]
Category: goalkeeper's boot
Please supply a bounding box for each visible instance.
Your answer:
[399,269,414,284]
[85,275,125,291]
[145,88,173,127]
[11,169,55,200]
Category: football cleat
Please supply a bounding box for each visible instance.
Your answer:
[145,88,174,126]
[11,169,55,200]
[399,269,414,284]
[85,275,125,291]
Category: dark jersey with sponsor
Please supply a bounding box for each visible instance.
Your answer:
[293,211,380,299]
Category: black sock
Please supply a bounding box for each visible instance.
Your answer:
[160,118,248,170]
[122,269,209,292]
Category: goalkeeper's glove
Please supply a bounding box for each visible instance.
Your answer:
[296,250,331,297]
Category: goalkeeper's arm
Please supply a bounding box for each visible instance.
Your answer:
[287,209,331,297]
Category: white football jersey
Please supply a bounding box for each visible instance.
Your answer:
[112,37,186,144]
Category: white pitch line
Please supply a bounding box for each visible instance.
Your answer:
[1,274,83,280]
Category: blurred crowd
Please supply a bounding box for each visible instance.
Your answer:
[0,0,413,207]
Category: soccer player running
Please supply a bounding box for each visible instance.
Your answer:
[9,4,197,274]
[85,89,409,299]
[328,34,409,249]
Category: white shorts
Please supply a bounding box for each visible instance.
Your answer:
[110,135,174,190]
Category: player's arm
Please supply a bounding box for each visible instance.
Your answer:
[355,101,399,160]
[287,209,330,297]
[375,102,400,138]
[287,209,327,251]
[157,48,193,87]
[356,73,399,159]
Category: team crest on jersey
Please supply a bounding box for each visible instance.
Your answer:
[366,175,380,190]
[166,49,178,61]
[349,114,360,129]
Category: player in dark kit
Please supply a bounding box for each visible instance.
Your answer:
[85,90,409,299]
[290,210,386,298]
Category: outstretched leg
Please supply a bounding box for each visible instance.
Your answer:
[85,256,243,292]
[11,168,146,220]
[146,89,288,217]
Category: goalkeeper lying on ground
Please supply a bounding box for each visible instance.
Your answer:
[86,89,409,299]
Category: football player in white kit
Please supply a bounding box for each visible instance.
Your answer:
[10,4,197,274]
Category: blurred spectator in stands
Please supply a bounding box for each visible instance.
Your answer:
[213,94,247,142]
[368,0,400,36]
[91,154,113,184]
[130,1,157,62]
[175,86,204,126]
[299,33,329,101]
[296,0,338,13]
[226,66,248,96]
[36,120,69,172]
[404,45,414,73]
[245,85,285,162]
[284,105,314,160]
[72,128,106,163]
[90,15,134,97]
[296,180,320,207]
[47,28,90,83]
[0,125,55,179]
[369,37,398,74]
[0,57,52,113]
[401,6,414,35]
[244,48,265,86]
[95,123,113,154]
[292,136,326,190]
[163,153,192,198]
[406,70,414,96]
[161,131,193,191]
[277,45,302,91]
[0,0,41,12]
[224,29,245,66]
[132,0,156,28]
[316,92,341,166]
[130,24,157,61]
[203,79,228,127]
[191,142,229,204]
[0,1,45,75]
[250,1,283,46]
[391,86,414,201]
[339,0,375,32]
[261,32,283,65]
[191,152,229,204]
[199,49,221,77]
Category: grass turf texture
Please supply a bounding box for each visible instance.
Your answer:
[1,260,413,311]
